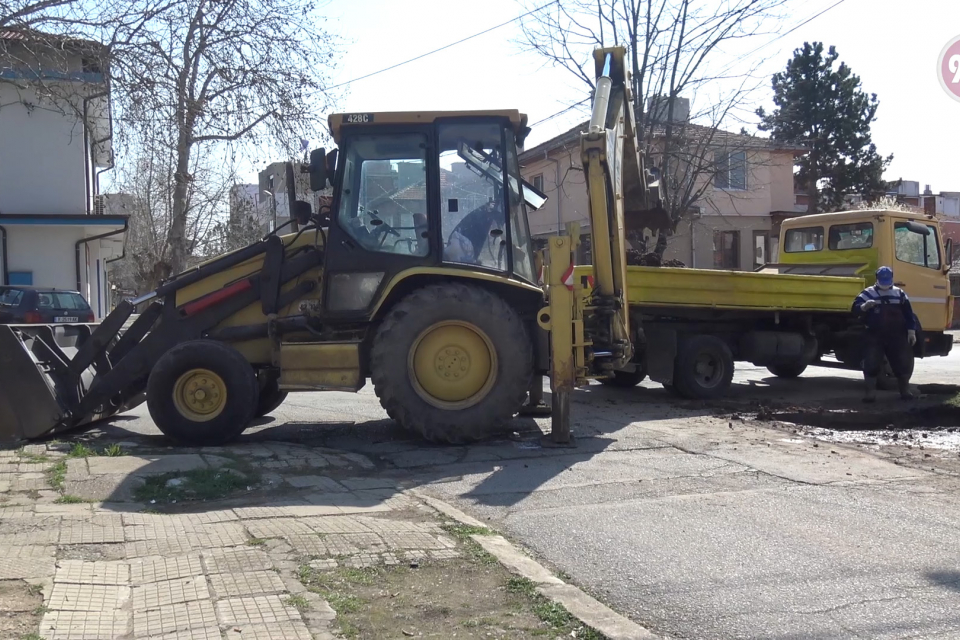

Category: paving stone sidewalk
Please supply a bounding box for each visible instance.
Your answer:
[0,442,460,640]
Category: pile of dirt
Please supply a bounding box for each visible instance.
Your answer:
[765,405,960,432]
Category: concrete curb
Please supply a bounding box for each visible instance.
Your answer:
[410,489,660,640]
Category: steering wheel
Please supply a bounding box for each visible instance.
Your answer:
[370,218,401,248]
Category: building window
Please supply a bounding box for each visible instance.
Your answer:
[752,231,770,269]
[81,58,102,74]
[531,174,544,193]
[714,150,746,190]
[713,230,740,270]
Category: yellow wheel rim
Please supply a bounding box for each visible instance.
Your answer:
[172,368,227,422]
[408,321,497,410]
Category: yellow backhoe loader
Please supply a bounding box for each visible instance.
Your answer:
[0,47,660,446]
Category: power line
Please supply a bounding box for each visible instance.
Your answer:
[328,0,560,90]
[526,0,849,131]
[731,0,850,66]
[529,98,590,128]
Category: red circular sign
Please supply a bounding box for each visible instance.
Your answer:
[939,35,960,102]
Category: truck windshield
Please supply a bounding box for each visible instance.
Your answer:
[895,221,940,269]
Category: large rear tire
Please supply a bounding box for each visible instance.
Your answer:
[371,283,533,444]
[673,334,734,399]
[147,340,257,445]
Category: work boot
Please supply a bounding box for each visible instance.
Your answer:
[862,376,877,403]
[898,377,916,400]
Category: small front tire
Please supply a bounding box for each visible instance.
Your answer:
[147,340,257,446]
[255,379,288,418]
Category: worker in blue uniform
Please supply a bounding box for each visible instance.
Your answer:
[852,266,917,402]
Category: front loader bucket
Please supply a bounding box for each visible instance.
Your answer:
[0,325,66,441]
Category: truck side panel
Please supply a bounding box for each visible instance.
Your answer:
[576,264,864,313]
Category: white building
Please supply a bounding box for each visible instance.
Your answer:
[0,30,125,319]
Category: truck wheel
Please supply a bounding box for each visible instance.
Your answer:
[147,340,258,445]
[673,334,734,399]
[766,361,808,379]
[661,382,683,396]
[599,367,647,388]
[255,379,288,418]
[371,283,532,444]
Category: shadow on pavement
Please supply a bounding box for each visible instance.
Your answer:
[38,369,905,515]
[36,379,735,515]
[926,570,960,593]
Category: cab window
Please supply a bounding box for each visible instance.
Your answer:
[895,221,940,269]
[438,122,509,271]
[336,133,430,257]
[784,227,823,253]
[503,128,536,283]
[828,222,873,250]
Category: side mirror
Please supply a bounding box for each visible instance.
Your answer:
[945,238,954,272]
[906,220,931,235]
[309,148,327,191]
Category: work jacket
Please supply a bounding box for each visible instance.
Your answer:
[852,285,916,333]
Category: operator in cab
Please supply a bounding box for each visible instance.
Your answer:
[852,266,917,403]
[444,198,502,264]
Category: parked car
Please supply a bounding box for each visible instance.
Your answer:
[0,286,95,324]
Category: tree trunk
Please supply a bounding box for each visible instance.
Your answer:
[166,132,192,276]
[806,174,818,215]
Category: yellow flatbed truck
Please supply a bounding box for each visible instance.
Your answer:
[579,209,954,398]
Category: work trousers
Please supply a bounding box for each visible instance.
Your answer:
[862,331,912,379]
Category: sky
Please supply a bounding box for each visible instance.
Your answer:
[274,0,960,194]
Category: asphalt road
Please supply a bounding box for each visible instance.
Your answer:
[95,350,960,639]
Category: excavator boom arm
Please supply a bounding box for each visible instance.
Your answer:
[540,46,664,443]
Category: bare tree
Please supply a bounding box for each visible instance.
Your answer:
[518,0,789,254]
[106,0,341,279]
[107,123,239,293]
[0,0,79,30]
[0,0,170,129]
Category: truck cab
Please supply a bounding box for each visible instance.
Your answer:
[778,209,953,346]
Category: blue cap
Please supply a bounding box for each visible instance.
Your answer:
[876,266,894,287]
